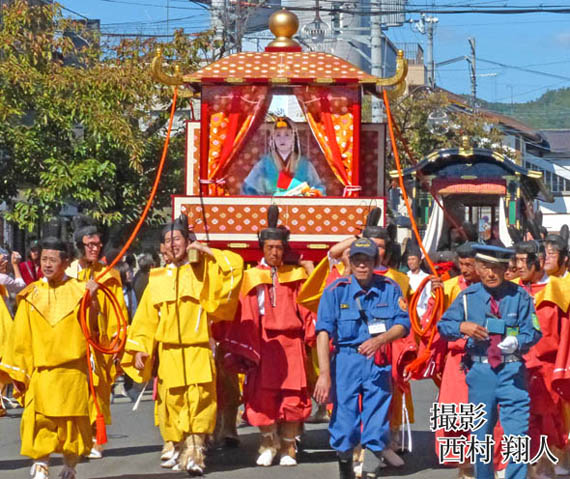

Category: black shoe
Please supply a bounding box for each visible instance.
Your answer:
[224,436,240,448]
[339,458,355,479]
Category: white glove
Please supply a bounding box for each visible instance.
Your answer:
[497,336,519,354]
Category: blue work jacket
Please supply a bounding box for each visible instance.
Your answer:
[316,274,410,347]
[437,281,541,356]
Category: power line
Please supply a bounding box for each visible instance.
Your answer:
[81,0,570,15]
[58,3,91,20]
[101,14,207,27]
[101,31,206,37]
[478,57,570,82]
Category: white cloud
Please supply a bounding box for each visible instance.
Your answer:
[555,32,570,47]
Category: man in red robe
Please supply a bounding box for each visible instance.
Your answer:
[515,240,570,478]
[223,206,315,467]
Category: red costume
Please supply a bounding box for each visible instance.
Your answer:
[19,260,42,285]
[432,275,472,463]
[521,276,570,456]
[224,263,315,426]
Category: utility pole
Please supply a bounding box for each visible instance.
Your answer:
[414,14,438,88]
[210,0,225,43]
[235,0,242,52]
[425,16,438,87]
[507,84,514,114]
[371,0,383,122]
[468,37,476,107]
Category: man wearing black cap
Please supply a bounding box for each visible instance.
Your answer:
[121,216,243,475]
[66,216,127,459]
[223,206,315,468]
[0,237,100,479]
[405,241,430,320]
[406,241,428,293]
[514,240,570,477]
[314,237,410,479]
[438,244,541,479]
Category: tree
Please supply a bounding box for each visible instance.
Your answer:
[387,87,508,170]
[0,0,218,233]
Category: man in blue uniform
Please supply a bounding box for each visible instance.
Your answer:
[313,238,411,479]
[437,243,541,479]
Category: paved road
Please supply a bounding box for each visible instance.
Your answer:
[0,380,457,479]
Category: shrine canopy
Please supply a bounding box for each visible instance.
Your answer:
[393,146,553,203]
[152,9,407,203]
[184,50,382,88]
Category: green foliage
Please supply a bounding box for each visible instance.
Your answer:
[388,88,507,170]
[0,0,217,232]
[481,88,570,129]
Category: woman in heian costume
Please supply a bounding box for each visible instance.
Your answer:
[241,117,326,197]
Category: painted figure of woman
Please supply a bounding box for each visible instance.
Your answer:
[241,117,326,196]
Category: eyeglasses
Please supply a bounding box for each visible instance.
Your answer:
[83,242,102,249]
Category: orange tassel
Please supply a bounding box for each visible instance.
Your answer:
[95,414,107,445]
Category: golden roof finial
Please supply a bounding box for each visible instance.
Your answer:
[267,9,301,49]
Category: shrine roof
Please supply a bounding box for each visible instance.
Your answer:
[182,51,380,86]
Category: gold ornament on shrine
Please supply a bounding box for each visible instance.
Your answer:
[267,9,301,49]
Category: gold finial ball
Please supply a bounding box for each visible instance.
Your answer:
[269,9,299,39]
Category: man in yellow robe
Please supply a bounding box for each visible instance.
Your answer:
[0,237,99,479]
[121,218,243,476]
[65,217,128,459]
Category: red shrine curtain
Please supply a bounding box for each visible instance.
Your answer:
[294,86,361,197]
[201,85,272,195]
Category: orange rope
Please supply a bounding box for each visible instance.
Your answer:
[390,119,467,241]
[79,88,179,444]
[383,90,445,377]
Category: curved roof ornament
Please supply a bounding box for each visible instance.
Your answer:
[151,48,183,86]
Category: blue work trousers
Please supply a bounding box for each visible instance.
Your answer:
[466,361,529,479]
[329,347,392,454]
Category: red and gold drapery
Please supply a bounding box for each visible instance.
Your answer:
[201,86,271,195]
[294,86,361,197]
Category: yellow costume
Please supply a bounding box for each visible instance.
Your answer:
[121,249,242,444]
[298,256,410,313]
[443,275,463,307]
[66,260,127,426]
[0,278,94,459]
[0,287,12,385]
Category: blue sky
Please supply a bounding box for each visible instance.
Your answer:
[62,1,570,107]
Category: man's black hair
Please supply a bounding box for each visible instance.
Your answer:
[73,215,102,255]
[456,242,476,259]
[514,240,544,271]
[41,237,70,260]
[544,234,568,267]
[160,215,197,243]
